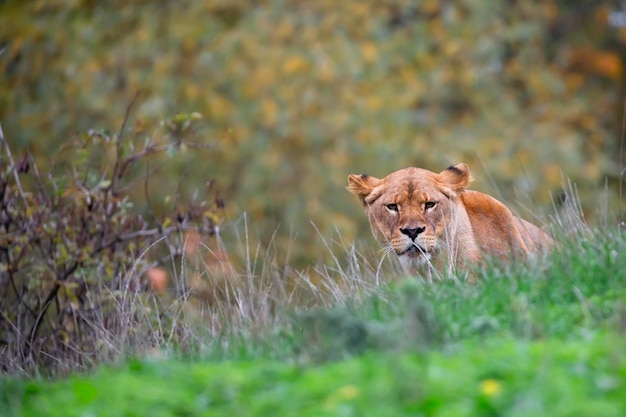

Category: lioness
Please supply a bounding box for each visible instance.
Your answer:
[347,163,553,277]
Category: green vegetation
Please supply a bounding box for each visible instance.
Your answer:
[3,337,625,417]
[2,232,625,416]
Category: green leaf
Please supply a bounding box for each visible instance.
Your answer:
[97,180,111,190]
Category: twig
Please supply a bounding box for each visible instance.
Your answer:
[0,309,29,351]
[116,164,163,195]
[90,225,188,256]
[26,147,50,204]
[117,141,209,181]
[25,282,61,359]
[117,142,164,179]
[0,123,29,209]
[24,260,81,359]
[111,92,142,194]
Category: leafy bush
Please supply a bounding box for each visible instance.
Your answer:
[0,107,222,375]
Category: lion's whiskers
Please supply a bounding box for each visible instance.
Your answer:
[378,242,395,257]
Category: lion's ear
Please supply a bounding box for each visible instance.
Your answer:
[439,163,474,192]
[347,174,380,205]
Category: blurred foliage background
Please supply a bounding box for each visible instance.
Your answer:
[2,0,625,267]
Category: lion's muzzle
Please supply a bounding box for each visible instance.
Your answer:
[398,243,428,256]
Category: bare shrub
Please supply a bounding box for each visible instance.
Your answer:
[0,103,221,375]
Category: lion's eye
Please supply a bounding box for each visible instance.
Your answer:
[424,201,437,210]
[386,203,398,212]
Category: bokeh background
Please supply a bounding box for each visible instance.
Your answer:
[2,0,625,267]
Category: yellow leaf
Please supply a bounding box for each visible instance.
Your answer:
[360,42,378,63]
[203,210,220,225]
[283,56,307,75]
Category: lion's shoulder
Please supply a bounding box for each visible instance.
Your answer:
[459,190,553,256]
[459,190,513,222]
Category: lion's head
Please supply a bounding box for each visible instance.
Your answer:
[348,163,473,273]
[348,162,553,276]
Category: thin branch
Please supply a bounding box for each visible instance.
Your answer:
[144,161,158,225]
[117,142,163,179]
[26,147,50,205]
[117,141,210,181]
[25,259,81,359]
[92,225,190,255]
[0,123,29,209]
[25,283,61,359]
[116,164,163,195]
[111,92,142,195]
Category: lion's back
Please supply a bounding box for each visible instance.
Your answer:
[460,190,553,259]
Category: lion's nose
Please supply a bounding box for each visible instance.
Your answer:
[400,226,425,241]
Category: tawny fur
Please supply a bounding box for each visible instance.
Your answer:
[347,163,553,278]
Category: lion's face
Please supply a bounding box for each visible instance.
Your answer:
[348,164,473,271]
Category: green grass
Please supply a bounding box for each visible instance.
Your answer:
[2,231,626,416]
[2,336,624,417]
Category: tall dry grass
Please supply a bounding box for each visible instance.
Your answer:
[4,171,620,376]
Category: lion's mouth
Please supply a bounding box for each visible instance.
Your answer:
[398,244,428,256]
